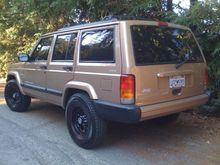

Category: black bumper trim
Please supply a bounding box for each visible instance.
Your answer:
[94,100,141,123]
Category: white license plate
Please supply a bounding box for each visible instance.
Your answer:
[169,76,185,88]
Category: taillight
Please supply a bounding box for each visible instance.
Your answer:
[204,68,208,89]
[158,21,168,26]
[120,74,135,104]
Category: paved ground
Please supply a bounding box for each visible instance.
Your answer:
[0,86,220,165]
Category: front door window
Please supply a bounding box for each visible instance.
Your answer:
[30,37,53,62]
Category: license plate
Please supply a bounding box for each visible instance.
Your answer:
[169,76,185,88]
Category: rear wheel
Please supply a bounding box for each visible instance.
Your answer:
[65,93,106,149]
[154,113,180,124]
[4,80,31,112]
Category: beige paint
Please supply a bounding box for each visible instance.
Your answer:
[140,94,208,120]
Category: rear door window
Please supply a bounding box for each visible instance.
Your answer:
[52,33,77,61]
[131,25,204,65]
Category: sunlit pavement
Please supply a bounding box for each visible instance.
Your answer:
[0,87,220,165]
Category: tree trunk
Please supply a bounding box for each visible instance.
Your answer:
[167,0,173,11]
[190,0,197,8]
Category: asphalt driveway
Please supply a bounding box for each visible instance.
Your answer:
[0,87,220,165]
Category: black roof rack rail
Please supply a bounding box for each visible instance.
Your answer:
[59,21,88,30]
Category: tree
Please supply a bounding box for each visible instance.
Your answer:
[0,0,219,81]
[0,0,77,78]
[190,0,197,8]
[166,0,173,11]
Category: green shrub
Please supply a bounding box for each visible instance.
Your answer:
[208,59,220,92]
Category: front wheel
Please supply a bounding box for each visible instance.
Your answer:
[4,80,31,112]
[65,93,106,149]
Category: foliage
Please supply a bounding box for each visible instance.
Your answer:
[168,1,220,60]
[199,96,220,115]
[208,58,220,92]
[0,1,220,93]
[0,0,77,78]
[168,1,220,111]
[0,0,171,78]
[72,0,167,22]
[206,59,220,113]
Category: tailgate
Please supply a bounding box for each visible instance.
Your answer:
[129,24,206,106]
[134,63,206,106]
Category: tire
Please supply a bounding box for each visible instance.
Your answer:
[4,80,31,112]
[154,113,180,125]
[65,93,106,149]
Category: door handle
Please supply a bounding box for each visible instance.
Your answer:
[63,66,73,71]
[39,65,47,69]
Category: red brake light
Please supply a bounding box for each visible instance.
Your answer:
[204,68,208,89]
[158,21,168,26]
[120,74,135,104]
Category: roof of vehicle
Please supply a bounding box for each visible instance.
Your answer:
[43,19,119,36]
[42,16,189,37]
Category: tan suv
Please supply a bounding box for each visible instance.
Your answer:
[4,18,210,148]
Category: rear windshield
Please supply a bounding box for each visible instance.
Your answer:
[131,25,204,65]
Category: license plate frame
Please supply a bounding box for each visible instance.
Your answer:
[169,76,185,89]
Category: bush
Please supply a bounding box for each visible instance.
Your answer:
[208,59,220,92]
[169,1,220,60]
[168,1,220,113]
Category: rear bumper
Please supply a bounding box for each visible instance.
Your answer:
[94,100,140,123]
[140,94,209,121]
[94,93,209,123]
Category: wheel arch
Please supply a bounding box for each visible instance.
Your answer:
[62,81,98,108]
[6,71,25,94]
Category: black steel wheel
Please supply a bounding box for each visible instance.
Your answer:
[66,93,106,149]
[72,106,90,139]
[4,80,31,112]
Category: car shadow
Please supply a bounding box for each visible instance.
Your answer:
[27,101,208,153]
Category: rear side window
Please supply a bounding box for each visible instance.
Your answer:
[131,25,204,65]
[80,28,114,62]
[52,33,77,61]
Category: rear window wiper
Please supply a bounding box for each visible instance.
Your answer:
[176,53,190,69]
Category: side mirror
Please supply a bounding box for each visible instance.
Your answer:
[18,53,29,62]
